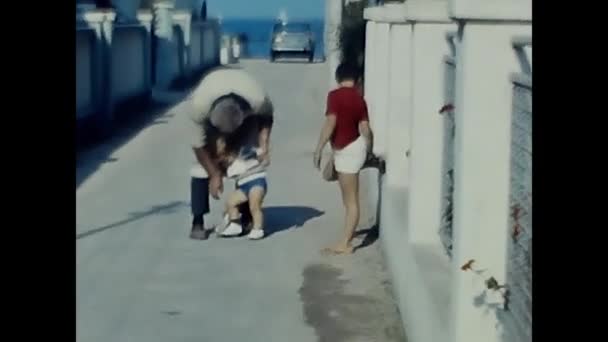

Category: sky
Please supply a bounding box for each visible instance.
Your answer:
[207,0,325,20]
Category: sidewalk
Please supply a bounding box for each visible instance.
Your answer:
[76,60,406,342]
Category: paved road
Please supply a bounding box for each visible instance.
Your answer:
[77,60,406,342]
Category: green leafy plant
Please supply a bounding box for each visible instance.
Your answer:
[338,1,368,67]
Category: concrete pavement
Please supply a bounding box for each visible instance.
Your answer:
[77,60,406,342]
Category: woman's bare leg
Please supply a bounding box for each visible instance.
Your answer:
[322,171,359,255]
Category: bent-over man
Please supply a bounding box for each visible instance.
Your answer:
[187,66,274,240]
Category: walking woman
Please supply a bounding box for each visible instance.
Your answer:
[313,63,374,255]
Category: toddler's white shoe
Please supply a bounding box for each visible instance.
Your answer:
[247,229,265,240]
[221,221,243,237]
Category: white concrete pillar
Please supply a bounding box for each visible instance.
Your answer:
[77,10,116,130]
[173,10,192,75]
[153,1,175,89]
[220,34,233,65]
[231,36,241,60]
[362,20,379,217]
[77,12,106,113]
[201,20,221,67]
[137,10,154,91]
[363,20,376,107]
[370,22,390,159]
[385,23,412,188]
[363,4,402,160]
[407,18,457,246]
[449,22,531,342]
[325,0,343,88]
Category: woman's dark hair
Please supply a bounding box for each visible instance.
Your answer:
[335,63,361,83]
[203,117,255,161]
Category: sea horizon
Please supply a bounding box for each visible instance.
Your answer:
[219,17,325,59]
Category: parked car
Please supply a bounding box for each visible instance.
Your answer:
[270,22,315,62]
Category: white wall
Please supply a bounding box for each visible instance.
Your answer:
[362,20,379,216]
[366,21,390,159]
[500,78,531,342]
[111,26,147,103]
[499,60,532,342]
[449,23,531,342]
[361,2,532,342]
[168,25,184,82]
[407,22,456,247]
[449,0,531,21]
[189,23,202,71]
[385,24,411,188]
[201,21,219,67]
[189,20,219,71]
[76,6,220,137]
[76,29,95,119]
[363,4,458,341]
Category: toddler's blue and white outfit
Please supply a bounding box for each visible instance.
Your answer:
[219,146,268,240]
[227,146,268,196]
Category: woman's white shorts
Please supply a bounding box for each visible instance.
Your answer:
[333,136,367,174]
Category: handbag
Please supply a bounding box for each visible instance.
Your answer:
[322,156,338,182]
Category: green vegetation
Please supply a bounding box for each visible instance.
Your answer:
[338,0,368,67]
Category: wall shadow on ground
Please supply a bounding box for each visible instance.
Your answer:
[76,101,176,189]
[262,206,325,237]
[77,18,214,189]
[76,200,189,240]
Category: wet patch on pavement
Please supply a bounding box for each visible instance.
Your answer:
[299,263,406,342]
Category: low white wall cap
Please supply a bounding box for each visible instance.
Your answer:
[364,1,453,24]
[173,10,192,20]
[136,10,153,22]
[153,1,174,10]
[403,0,452,23]
[364,4,407,23]
[77,9,116,23]
[449,0,531,21]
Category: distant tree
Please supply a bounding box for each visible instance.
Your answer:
[339,0,368,68]
[94,0,113,9]
[200,0,207,20]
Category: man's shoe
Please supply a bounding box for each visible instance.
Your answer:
[190,224,210,240]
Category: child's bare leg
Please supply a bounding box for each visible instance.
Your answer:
[219,190,249,237]
[226,190,248,218]
[248,186,266,229]
[322,172,359,255]
[247,186,266,239]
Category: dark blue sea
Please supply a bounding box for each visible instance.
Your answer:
[220,18,325,60]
